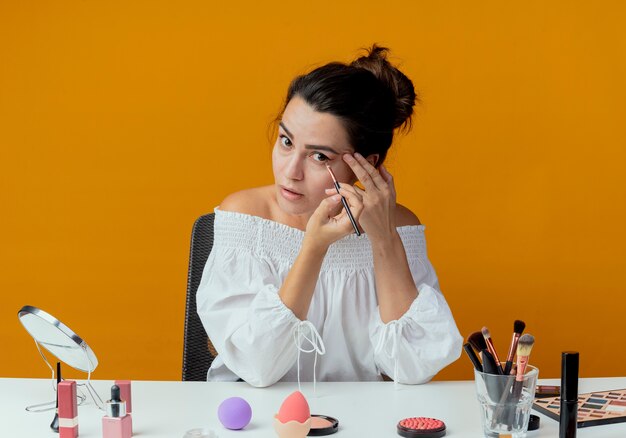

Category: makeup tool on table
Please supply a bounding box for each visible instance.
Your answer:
[308,415,339,436]
[396,417,446,437]
[503,320,526,375]
[533,352,623,433]
[50,362,62,432]
[17,305,104,416]
[274,391,312,438]
[115,380,133,434]
[218,397,252,430]
[58,380,79,438]
[325,163,360,236]
[534,386,626,428]
[469,322,539,437]
[535,385,561,398]
[182,429,219,438]
[481,327,504,374]
[511,334,535,400]
[491,334,536,430]
[559,351,579,437]
[102,384,132,438]
[468,331,500,375]
[463,342,482,372]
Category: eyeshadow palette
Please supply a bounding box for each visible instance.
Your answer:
[533,388,626,428]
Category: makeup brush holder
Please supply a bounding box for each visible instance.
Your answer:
[474,365,538,438]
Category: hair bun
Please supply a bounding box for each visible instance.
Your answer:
[350,44,418,132]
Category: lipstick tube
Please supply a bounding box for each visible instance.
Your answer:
[58,380,78,438]
[559,351,579,438]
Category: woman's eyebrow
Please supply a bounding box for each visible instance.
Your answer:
[304,144,340,155]
[279,121,340,155]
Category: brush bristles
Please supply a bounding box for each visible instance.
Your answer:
[514,319,526,335]
[325,163,338,183]
[517,334,535,357]
[481,326,491,339]
[468,332,487,351]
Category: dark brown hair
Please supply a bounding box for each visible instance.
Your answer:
[277,44,418,166]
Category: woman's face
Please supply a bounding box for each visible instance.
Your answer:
[272,96,356,218]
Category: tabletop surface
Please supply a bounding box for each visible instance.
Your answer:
[3,377,626,437]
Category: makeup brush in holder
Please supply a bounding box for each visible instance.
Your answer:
[503,320,526,375]
[482,327,504,375]
[469,331,505,401]
[491,334,535,430]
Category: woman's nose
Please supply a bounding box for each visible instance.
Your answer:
[284,154,304,180]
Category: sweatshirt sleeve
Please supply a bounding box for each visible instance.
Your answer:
[196,242,301,387]
[369,243,463,384]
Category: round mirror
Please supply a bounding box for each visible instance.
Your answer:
[18,305,98,373]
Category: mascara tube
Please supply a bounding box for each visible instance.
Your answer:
[559,351,579,438]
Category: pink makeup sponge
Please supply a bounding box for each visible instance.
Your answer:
[276,391,310,424]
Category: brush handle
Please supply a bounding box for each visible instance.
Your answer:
[506,356,531,429]
[504,333,520,375]
[481,350,500,375]
[481,350,507,414]
[492,374,516,431]
[463,343,483,372]
[480,352,513,430]
[341,197,360,236]
[334,182,360,236]
[485,337,504,374]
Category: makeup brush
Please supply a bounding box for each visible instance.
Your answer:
[480,350,501,375]
[503,320,526,375]
[468,331,487,353]
[463,342,483,372]
[325,163,360,236]
[511,334,535,400]
[493,334,536,430]
[50,361,61,432]
[469,331,501,375]
[482,327,504,374]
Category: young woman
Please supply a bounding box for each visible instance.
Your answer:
[197,45,462,387]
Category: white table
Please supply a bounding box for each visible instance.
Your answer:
[2,377,626,437]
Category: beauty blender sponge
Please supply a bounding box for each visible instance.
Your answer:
[276,391,310,423]
[217,397,252,430]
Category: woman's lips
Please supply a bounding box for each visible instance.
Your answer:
[280,186,304,201]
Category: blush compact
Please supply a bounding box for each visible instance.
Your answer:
[397,417,446,438]
[308,414,339,436]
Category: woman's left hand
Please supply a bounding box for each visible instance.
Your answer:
[325,153,397,242]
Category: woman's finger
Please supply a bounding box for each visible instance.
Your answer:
[379,164,396,200]
[319,194,343,218]
[335,187,363,214]
[352,184,366,197]
[351,153,388,190]
[327,184,363,201]
[343,154,384,192]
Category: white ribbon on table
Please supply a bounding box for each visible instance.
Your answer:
[293,320,326,395]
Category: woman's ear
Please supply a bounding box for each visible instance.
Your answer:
[366,154,379,168]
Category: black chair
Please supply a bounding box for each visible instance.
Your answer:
[182,213,218,381]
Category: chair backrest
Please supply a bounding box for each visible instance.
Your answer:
[182,213,216,381]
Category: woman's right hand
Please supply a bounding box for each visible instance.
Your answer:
[304,191,363,252]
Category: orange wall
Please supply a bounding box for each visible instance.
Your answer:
[1,1,625,382]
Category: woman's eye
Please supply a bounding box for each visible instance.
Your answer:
[280,135,292,147]
[312,152,330,162]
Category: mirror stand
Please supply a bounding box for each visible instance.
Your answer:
[24,338,104,413]
[17,304,107,435]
